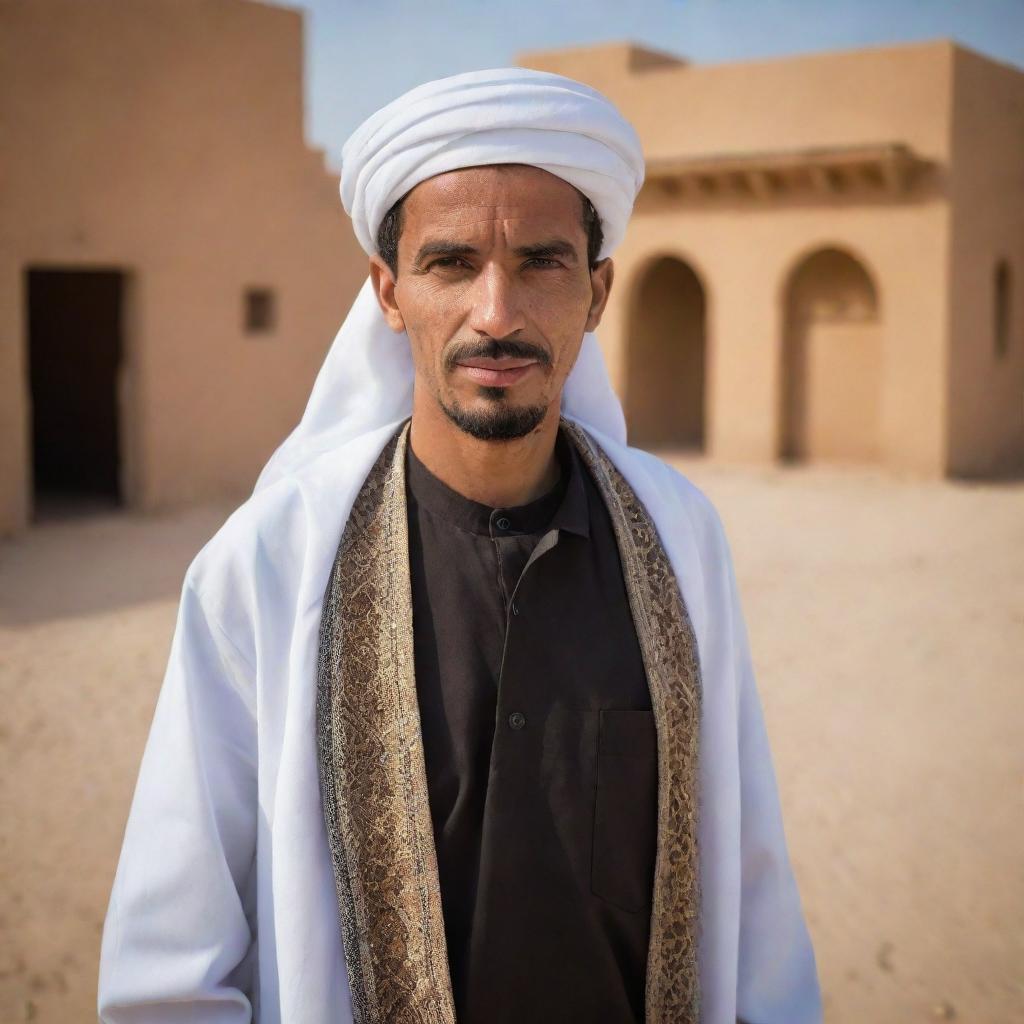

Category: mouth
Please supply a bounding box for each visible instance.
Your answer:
[454,356,540,387]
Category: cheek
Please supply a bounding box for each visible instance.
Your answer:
[396,282,464,357]
[531,279,593,356]
[551,329,587,384]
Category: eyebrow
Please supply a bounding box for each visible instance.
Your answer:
[411,237,581,270]
[513,239,579,263]
[411,241,479,270]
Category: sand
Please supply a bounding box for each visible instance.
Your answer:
[1,459,1021,1023]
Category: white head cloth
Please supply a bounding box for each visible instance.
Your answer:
[253,67,645,493]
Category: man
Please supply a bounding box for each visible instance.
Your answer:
[98,68,821,1023]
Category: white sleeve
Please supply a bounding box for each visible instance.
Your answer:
[98,575,258,1023]
[723,533,823,1024]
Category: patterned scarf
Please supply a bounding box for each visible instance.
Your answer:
[316,418,702,1023]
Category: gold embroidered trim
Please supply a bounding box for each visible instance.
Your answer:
[563,420,702,1024]
[316,422,456,1024]
[317,417,701,1023]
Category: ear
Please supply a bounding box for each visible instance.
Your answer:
[369,255,406,332]
[584,257,614,332]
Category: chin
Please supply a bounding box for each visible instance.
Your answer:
[440,394,550,442]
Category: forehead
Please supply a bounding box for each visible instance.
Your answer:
[400,164,584,235]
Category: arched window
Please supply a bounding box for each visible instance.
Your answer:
[994,260,1011,359]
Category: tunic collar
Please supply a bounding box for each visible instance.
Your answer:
[405,423,590,540]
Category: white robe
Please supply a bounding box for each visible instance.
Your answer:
[97,412,822,1023]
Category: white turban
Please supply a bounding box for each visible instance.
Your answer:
[340,67,644,259]
[253,67,645,493]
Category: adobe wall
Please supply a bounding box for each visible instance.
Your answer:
[525,42,958,473]
[0,0,368,534]
[604,191,951,472]
[527,41,952,161]
[945,48,1024,476]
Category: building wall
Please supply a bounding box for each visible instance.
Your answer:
[0,0,369,534]
[946,48,1024,476]
[601,196,952,472]
[524,42,959,473]
[526,41,953,162]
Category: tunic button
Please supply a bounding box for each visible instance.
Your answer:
[511,601,520,616]
[496,516,511,530]
[508,711,526,730]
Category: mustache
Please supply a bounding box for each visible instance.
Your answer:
[444,336,551,372]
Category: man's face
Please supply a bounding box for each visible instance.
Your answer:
[369,164,613,441]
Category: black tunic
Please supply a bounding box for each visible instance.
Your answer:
[405,426,658,1023]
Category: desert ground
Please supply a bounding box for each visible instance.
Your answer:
[1,456,1021,1023]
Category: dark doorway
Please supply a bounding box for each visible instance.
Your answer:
[26,268,125,517]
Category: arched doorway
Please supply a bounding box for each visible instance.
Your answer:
[625,256,706,449]
[780,247,881,463]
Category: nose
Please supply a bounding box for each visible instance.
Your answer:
[466,262,528,340]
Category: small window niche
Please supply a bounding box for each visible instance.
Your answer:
[245,287,276,335]
[994,260,1011,359]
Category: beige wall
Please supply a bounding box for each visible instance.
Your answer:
[527,41,955,162]
[605,198,951,471]
[524,42,969,474]
[0,0,368,534]
[946,48,1024,476]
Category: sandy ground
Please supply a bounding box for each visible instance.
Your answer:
[1,459,1021,1023]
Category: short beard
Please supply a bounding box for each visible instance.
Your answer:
[439,391,548,441]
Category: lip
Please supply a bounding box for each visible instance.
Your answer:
[454,358,540,387]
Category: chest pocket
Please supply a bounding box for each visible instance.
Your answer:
[590,707,659,913]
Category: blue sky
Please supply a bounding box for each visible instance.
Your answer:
[271,0,1024,164]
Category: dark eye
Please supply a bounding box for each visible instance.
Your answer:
[431,257,470,270]
[525,257,560,269]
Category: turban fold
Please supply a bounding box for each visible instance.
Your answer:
[340,67,645,259]
[253,67,645,493]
